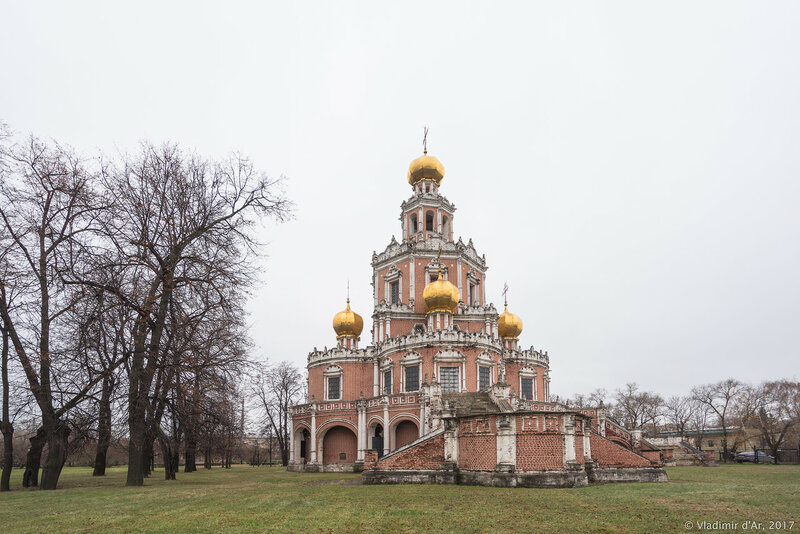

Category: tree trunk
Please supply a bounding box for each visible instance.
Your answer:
[126,404,146,486]
[142,437,153,478]
[1,422,11,491]
[159,438,176,480]
[204,447,211,469]
[170,448,179,476]
[22,428,46,487]
[1,324,11,491]
[40,422,70,490]
[93,376,113,476]
[184,440,197,473]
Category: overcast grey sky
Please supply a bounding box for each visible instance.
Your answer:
[2,1,798,399]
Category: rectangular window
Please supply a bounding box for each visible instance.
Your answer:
[383,370,392,395]
[328,376,340,400]
[479,366,491,390]
[469,284,475,306]
[521,378,533,400]
[440,366,459,393]
[405,365,419,392]
[390,282,400,305]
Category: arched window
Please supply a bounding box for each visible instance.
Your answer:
[442,215,450,239]
[410,213,418,234]
[425,211,434,232]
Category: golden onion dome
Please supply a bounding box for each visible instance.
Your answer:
[332,299,363,339]
[408,151,445,186]
[422,270,460,314]
[497,303,523,340]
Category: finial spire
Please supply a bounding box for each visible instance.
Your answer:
[346,280,350,305]
[437,244,443,280]
[502,283,509,309]
[423,126,429,155]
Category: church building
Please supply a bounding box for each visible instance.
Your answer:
[288,141,666,487]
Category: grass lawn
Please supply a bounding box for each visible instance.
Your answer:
[0,464,798,533]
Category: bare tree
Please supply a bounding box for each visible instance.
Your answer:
[0,136,113,489]
[746,380,799,462]
[612,382,664,432]
[74,143,290,486]
[251,361,303,466]
[0,285,11,491]
[692,379,743,462]
[662,396,693,437]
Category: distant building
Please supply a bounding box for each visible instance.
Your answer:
[288,142,665,487]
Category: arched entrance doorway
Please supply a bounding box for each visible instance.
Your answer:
[393,420,419,450]
[294,427,310,464]
[321,425,357,465]
[370,423,385,458]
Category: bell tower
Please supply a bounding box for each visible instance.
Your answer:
[401,129,455,244]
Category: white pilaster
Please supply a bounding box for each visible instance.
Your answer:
[357,402,366,461]
[288,413,295,464]
[457,260,463,299]
[563,414,576,466]
[409,256,415,302]
[310,405,318,464]
[373,359,379,396]
[383,399,390,456]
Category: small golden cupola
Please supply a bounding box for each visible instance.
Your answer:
[423,258,460,331]
[497,288,523,349]
[408,128,445,188]
[423,269,460,314]
[332,298,363,349]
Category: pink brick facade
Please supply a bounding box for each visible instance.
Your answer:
[288,147,664,486]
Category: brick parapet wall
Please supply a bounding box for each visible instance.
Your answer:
[375,432,446,470]
[459,435,497,470]
[590,433,653,468]
[516,433,564,470]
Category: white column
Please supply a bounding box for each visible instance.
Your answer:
[383,399,390,456]
[584,425,592,459]
[444,421,458,465]
[374,271,379,307]
[310,406,318,464]
[386,318,391,339]
[457,260,463,300]
[496,415,516,470]
[288,412,295,464]
[357,403,366,462]
[373,360,379,396]
[563,414,576,466]
[409,257,415,303]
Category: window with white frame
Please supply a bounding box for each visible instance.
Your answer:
[328,376,341,400]
[404,365,419,392]
[519,367,537,401]
[475,353,494,391]
[439,366,459,393]
[521,378,533,400]
[324,365,343,401]
[383,369,392,395]
[479,366,491,390]
[390,281,400,304]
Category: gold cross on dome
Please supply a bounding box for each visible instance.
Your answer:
[423,126,429,154]
[502,283,509,307]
